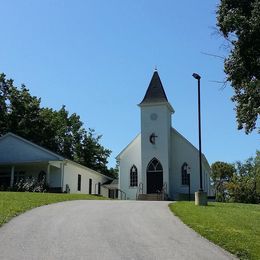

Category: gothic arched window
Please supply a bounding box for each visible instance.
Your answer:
[181,163,189,185]
[147,158,163,172]
[130,165,138,187]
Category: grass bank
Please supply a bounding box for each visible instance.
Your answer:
[0,192,106,227]
[169,202,260,260]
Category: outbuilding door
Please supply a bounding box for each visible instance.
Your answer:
[146,158,163,194]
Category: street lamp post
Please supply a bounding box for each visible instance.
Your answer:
[192,73,203,191]
[192,73,207,206]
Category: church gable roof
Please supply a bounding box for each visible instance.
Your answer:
[140,71,168,105]
[171,128,210,169]
[116,133,141,160]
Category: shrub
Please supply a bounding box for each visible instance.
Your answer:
[15,176,48,192]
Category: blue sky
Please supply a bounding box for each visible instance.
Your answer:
[0,0,258,167]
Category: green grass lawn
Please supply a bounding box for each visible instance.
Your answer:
[169,202,260,260]
[0,191,106,227]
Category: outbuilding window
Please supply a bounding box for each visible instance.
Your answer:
[89,178,92,194]
[98,182,101,195]
[130,165,138,187]
[77,174,81,191]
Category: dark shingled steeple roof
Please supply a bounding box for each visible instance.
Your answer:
[140,71,168,104]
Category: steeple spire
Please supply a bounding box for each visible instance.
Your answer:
[140,71,168,105]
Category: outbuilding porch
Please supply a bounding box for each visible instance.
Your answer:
[0,161,64,191]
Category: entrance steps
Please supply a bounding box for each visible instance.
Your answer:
[137,193,163,201]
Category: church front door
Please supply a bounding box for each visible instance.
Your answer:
[146,158,163,194]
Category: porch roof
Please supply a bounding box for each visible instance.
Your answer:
[0,133,64,164]
[0,160,61,166]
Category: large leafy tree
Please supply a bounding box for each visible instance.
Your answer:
[0,75,43,144]
[216,0,260,134]
[0,73,116,177]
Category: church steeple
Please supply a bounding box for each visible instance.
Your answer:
[139,70,173,195]
[140,71,168,105]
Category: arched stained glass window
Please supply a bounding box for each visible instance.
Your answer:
[130,165,138,187]
[181,163,189,185]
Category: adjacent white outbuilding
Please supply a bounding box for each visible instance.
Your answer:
[0,132,112,196]
[117,71,213,200]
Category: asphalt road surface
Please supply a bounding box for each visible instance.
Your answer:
[0,200,236,260]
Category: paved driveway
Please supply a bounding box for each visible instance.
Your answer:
[0,200,236,260]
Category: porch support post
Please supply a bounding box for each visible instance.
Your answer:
[60,162,64,192]
[10,165,15,188]
[46,164,50,185]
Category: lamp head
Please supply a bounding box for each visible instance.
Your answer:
[192,73,201,80]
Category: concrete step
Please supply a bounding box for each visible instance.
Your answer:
[138,194,163,201]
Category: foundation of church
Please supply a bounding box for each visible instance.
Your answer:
[195,191,208,206]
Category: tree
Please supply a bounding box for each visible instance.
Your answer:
[216,0,260,134]
[211,161,235,201]
[227,151,260,203]
[107,160,119,179]
[79,129,113,176]
[0,74,43,143]
[211,151,260,204]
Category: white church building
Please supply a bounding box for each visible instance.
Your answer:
[116,71,212,200]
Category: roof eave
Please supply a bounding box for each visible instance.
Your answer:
[0,132,65,161]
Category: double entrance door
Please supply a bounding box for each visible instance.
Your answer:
[146,158,163,194]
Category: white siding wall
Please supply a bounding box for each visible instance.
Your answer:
[49,165,61,187]
[118,135,141,200]
[63,162,108,194]
[100,186,109,198]
[170,129,211,199]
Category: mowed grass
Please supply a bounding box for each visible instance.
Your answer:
[169,202,260,260]
[0,191,106,227]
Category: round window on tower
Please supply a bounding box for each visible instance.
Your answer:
[150,113,158,120]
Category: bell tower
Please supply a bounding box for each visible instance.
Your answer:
[139,71,174,194]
